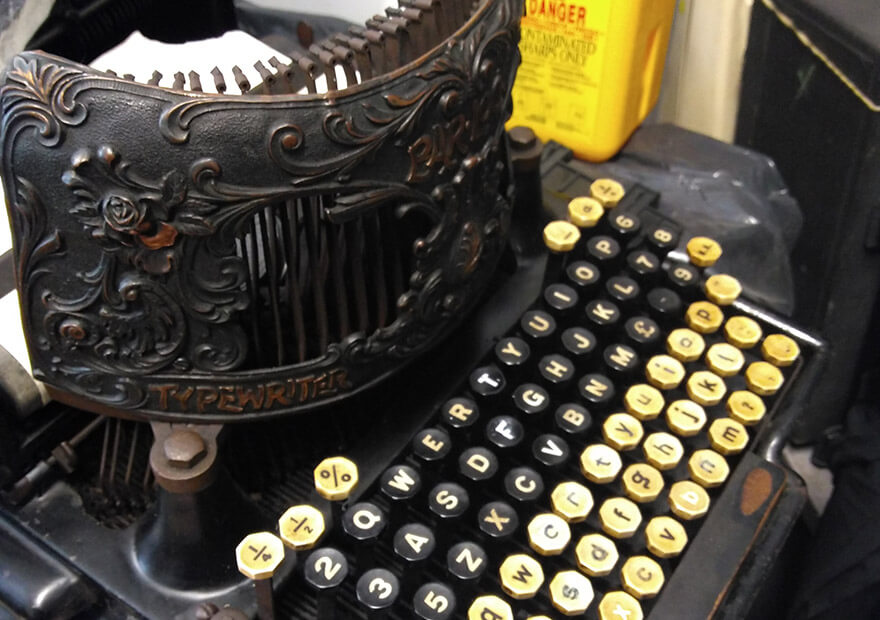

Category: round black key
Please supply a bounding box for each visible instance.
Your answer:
[393,523,436,563]
[356,568,400,611]
[647,287,683,322]
[585,299,621,330]
[561,326,597,362]
[646,224,680,256]
[304,547,348,591]
[555,403,592,436]
[486,416,524,450]
[520,309,557,345]
[538,354,576,387]
[627,249,661,281]
[342,502,386,542]
[379,464,422,502]
[458,447,499,484]
[566,260,600,291]
[428,482,469,520]
[440,397,479,434]
[603,343,640,376]
[494,337,531,375]
[447,541,488,583]
[606,276,640,308]
[608,211,641,240]
[543,283,579,315]
[469,365,506,398]
[478,501,519,540]
[578,373,615,408]
[512,383,550,417]
[666,261,701,297]
[625,316,661,350]
[413,428,452,463]
[413,582,457,620]
[586,235,621,266]
[532,433,570,469]
[504,467,544,503]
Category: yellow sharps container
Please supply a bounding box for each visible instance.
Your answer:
[508,0,677,161]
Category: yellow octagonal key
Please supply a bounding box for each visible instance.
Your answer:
[500,554,545,600]
[621,556,664,600]
[551,481,594,523]
[687,370,727,406]
[725,315,763,349]
[549,570,595,616]
[468,595,513,620]
[685,301,724,334]
[590,178,625,207]
[762,333,800,366]
[704,274,742,305]
[745,361,785,396]
[645,516,688,558]
[544,220,581,253]
[599,497,642,539]
[689,449,730,488]
[235,531,285,580]
[726,390,767,426]
[622,463,665,503]
[598,591,643,620]
[575,533,619,577]
[528,513,572,556]
[666,328,705,362]
[623,384,665,421]
[705,343,745,377]
[686,236,722,267]
[668,480,711,520]
[645,355,686,390]
[314,456,359,501]
[278,504,325,551]
[568,196,605,228]
[603,413,644,451]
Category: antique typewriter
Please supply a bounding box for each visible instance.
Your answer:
[0,1,825,619]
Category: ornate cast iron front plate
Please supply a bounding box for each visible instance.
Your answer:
[1,0,522,421]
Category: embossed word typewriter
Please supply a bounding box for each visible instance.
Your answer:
[0,1,824,619]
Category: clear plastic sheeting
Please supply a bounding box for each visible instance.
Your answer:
[566,123,802,316]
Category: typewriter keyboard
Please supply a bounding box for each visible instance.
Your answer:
[234,179,811,620]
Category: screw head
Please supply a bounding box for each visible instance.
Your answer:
[163,429,207,469]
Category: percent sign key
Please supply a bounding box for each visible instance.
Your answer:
[314,456,360,501]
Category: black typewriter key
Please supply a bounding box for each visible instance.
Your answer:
[520,309,557,347]
[393,523,436,589]
[532,433,571,470]
[608,210,641,241]
[585,299,621,332]
[566,260,600,292]
[413,582,457,620]
[647,287,683,323]
[304,547,348,620]
[504,466,545,504]
[478,501,519,543]
[428,482,470,522]
[486,415,525,453]
[538,354,576,389]
[440,396,479,438]
[603,343,640,379]
[666,261,701,296]
[554,403,592,437]
[627,249,661,282]
[646,223,680,256]
[625,316,662,352]
[341,502,386,570]
[447,541,488,585]
[379,465,422,524]
[512,383,550,420]
[543,283,579,316]
[413,428,452,465]
[469,364,506,401]
[578,373,616,410]
[356,568,400,618]
[561,326,597,363]
[605,276,641,310]
[458,447,499,486]
[586,235,621,267]
[494,337,531,380]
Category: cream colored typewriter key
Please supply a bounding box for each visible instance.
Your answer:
[598,591,643,620]
[762,333,801,367]
[623,384,665,421]
[621,556,665,600]
[645,354,686,390]
[527,616,552,620]
[665,399,707,437]
[590,177,625,207]
[726,390,767,426]
[686,236,723,267]
[235,531,285,620]
[575,533,619,577]
[602,413,645,451]
[705,342,745,377]
[725,315,763,349]
[499,554,544,600]
[543,220,582,252]
[666,327,705,362]
[528,513,571,556]
[645,516,688,559]
[745,361,785,396]
[599,497,642,539]
[689,449,730,488]
[642,432,684,470]
[704,274,742,306]
[549,570,595,616]
[686,370,727,406]
[622,463,665,503]
[568,196,605,228]
[580,444,623,484]
[468,595,513,620]
[708,418,749,455]
[668,480,711,520]
[551,481,594,523]
[314,456,359,501]
[685,301,724,334]
[278,504,325,551]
